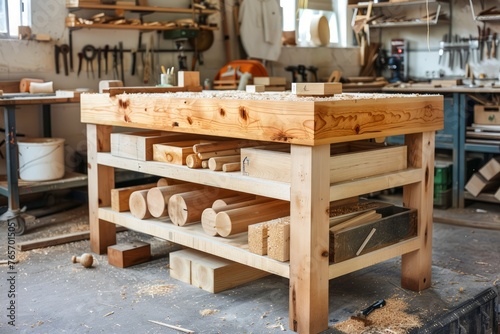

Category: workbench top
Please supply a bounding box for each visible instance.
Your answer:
[383,82,500,94]
[80,91,444,146]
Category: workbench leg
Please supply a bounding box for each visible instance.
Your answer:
[289,144,330,334]
[401,131,435,291]
[87,124,116,254]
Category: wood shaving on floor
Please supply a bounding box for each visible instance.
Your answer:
[334,298,421,334]
[200,309,219,316]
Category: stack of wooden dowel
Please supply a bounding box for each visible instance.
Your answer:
[111,178,291,238]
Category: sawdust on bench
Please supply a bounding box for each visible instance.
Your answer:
[334,298,421,334]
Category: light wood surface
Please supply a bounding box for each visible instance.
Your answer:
[111,183,156,212]
[146,183,203,218]
[129,189,151,219]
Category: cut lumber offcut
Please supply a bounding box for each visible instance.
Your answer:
[267,217,290,262]
[248,222,269,255]
[495,187,500,201]
[291,82,342,96]
[479,156,500,181]
[215,200,290,237]
[246,85,265,93]
[201,197,274,236]
[253,77,287,86]
[212,194,256,209]
[193,139,262,154]
[222,162,241,172]
[156,177,186,187]
[170,248,202,284]
[129,190,152,219]
[153,140,212,165]
[465,172,500,197]
[168,188,238,226]
[208,155,241,171]
[107,241,151,268]
[146,183,204,218]
[329,210,382,233]
[185,153,204,169]
[111,183,157,212]
[197,148,240,160]
[16,226,127,252]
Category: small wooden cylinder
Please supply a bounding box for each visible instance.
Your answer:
[147,183,203,218]
[129,190,151,219]
[208,155,240,171]
[168,188,237,226]
[215,201,290,237]
[222,162,241,172]
[212,194,256,209]
[186,153,203,169]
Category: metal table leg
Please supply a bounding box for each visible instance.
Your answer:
[0,106,26,235]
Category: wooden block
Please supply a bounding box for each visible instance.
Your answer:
[495,187,500,201]
[169,248,204,284]
[479,156,500,181]
[430,79,462,87]
[107,241,151,268]
[329,206,417,263]
[241,143,407,183]
[178,71,200,87]
[111,183,157,212]
[110,131,196,161]
[246,85,265,93]
[248,222,269,255]
[292,82,342,96]
[153,140,209,165]
[267,217,290,262]
[465,172,500,197]
[253,77,286,86]
[190,252,270,293]
[474,105,500,125]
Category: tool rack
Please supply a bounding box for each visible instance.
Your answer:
[81,91,443,333]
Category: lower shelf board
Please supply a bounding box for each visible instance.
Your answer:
[99,207,422,281]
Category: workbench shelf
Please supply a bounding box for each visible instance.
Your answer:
[468,0,500,21]
[81,91,443,333]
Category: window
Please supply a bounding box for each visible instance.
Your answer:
[1,0,31,39]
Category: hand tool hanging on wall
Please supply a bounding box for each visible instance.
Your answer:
[54,45,61,74]
[131,48,137,76]
[60,44,70,76]
[77,52,83,76]
[69,30,74,71]
[112,46,119,80]
[97,47,102,78]
[103,44,109,75]
[285,66,297,83]
[82,44,97,78]
[119,42,125,85]
[297,65,307,82]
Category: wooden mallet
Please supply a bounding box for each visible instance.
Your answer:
[71,253,94,268]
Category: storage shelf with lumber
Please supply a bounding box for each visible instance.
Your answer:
[81,89,443,334]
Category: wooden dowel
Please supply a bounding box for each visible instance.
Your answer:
[201,160,209,168]
[212,194,256,209]
[146,183,203,218]
[215,201,290,237]
[356,228,377,256]
[129,190,151,219]
[168,188,238,226]
[208,155,240,171]
[111,183,157,212]
[186,153,204,169]
[197,148,240,160]
[222,162,241,172]
[201,197,273,236]
[193,139,261,154]
[156,177,186,187]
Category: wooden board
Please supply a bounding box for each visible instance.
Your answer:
[241,143,407,183]
[479,156,500,181]
[80,92,444,146]
[111,131,197,161]
[329,206,417,263]
[292,83,342,96]
[474,105,500,125]
[107,241,151,268]
[253,77,286,86]
[178,71,200,87]
[246,85,265,93]
[465,172,500,197]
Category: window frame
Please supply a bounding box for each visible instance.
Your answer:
[0,0,31,40]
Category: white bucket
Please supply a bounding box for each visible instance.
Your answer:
[18,138,65,181]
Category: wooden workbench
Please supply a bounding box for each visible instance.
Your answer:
[80,91,443,333]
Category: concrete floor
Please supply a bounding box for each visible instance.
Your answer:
[0,198,499,334]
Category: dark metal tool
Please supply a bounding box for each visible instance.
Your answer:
[77,52,83,76]
[82,44,97,78]
[285,65,298,83]
[103,44,109,75]
[351,299,386,326]
[54,45,61,74]
[60,44,70,76]
[119,42,125,85]
[97,47,102,78]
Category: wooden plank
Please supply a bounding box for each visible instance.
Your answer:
[329,210,381,233]
[107,241,151,268]
[479,156,500,181]
[465,172,500,197]
[111,131,197,161]
[401,131,434,292]
[107,85,202,97]
[178,71,200,87]
[248,222,269,255]
[88,124,116,254]
[111,183,157,212]
[292,82,342,96]
[80,93,444,146]
[153,140,209,165]
[267,217,290,262]
[17,227,127,251]
[169,248,203,284]
[241,144,407,183]
[190,251,270,293]
[289,144,330,333]
[253,77,286,86]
